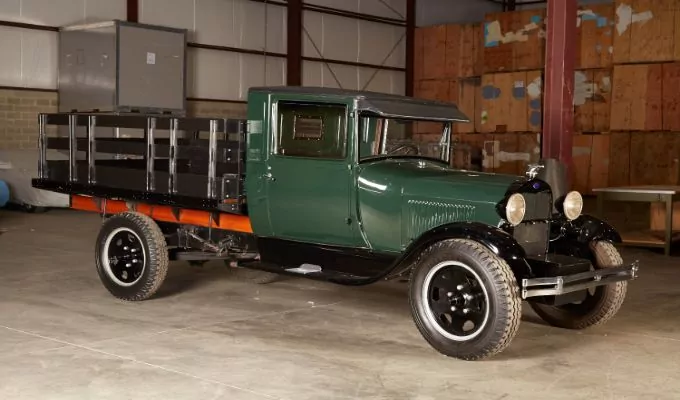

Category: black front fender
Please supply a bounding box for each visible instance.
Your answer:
[391,221,526,275]
[562,214,622,244]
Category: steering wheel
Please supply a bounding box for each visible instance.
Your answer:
[388,144,420,155]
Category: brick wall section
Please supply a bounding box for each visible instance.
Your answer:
[0,94,247,151]
[0,89,58,150]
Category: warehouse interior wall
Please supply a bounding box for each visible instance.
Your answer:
[0,0,407,151]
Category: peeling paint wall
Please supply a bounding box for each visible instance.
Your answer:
[484,16,545,48]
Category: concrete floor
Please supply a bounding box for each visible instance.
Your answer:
[1,208,679,400]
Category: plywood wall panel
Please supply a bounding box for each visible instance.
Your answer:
[422,25,447,80]
[479,71,541,133]
[576,4,614,69]
[453,77,481,134]
[590,135,611,192]
[483,12,515,73]
[630,132,680,185]
[572,135,593,194]
[662,63,680,131]
[483,10,545,73]
[610,64,663,131]
[574,69,612,133]
[608,132,631,187]
[613,0,680,63]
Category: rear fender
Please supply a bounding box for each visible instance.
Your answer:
[389,221,527,278]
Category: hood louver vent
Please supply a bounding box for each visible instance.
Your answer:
[403,199,476,244]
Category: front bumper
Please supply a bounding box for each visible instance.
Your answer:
[521,261,639,299]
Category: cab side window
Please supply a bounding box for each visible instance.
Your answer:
[277,101,348,159]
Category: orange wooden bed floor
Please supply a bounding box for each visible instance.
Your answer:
[70,195,253,233]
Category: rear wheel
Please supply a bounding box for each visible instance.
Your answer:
[530,241,627,329]
[95,212,169,301]
[409,239,522,361]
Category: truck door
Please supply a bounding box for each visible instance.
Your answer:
[264,99,357,247]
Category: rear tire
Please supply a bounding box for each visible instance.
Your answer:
[409,239,522,361]
[530,241,627,329]
[95,212,169,301]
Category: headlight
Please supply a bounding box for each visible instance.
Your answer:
[562,191,583,221]
[505,193,526,226]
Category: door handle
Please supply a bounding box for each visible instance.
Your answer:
[263,172,276,181]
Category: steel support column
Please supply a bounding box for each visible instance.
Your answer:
[126,0,138,22]
[287,0,303,86]
[405,0,415,96]
[542,0,577,179]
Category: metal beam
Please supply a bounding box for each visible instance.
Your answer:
[287,0,303,86]
[405,0,415,96]
[126,0,138,22]
[541,0,577,180]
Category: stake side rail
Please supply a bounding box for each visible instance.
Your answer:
[32,112,248,214]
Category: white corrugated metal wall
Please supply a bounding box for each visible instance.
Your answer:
[302,0,406,95]
[0,0,408,100]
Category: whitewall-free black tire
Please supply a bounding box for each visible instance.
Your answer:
[95,212,169,301]
[409,239,522,361]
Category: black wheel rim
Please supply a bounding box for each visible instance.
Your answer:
[103,227,146,286]
[422,261,490,341]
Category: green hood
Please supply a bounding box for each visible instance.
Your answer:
[359,158,521,203]
[356,158,523,252]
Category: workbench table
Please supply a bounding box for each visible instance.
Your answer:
[593,186,680,256]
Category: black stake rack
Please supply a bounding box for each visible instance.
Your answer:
[31,112,248,214]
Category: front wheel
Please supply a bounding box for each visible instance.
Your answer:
[409,239,522,361]
[530,241,628,329]
[95,212,169,301]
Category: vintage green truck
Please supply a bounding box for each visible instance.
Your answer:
[32,86,639,360]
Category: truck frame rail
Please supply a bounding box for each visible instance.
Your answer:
[31,112,247,214]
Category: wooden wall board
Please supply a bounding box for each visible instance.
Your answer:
[482,134,521,175]
[613,0,680,64]
[422,25,447,79]
[483,12,515,73]
[574,69,612,133]
[576,4,614,69]
[517,133,541,175]
[610,64,663,131]
[629,132,680,186]
[483,10,545,73]
[452,77,481,134]
[572,135,593,194]
[513,10,545,71]
[662,62,680,131]
[444,23,484,79]
[479,71,541,133]
[608,132,631,187]
[590,134,611,192]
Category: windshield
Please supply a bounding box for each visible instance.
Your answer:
[358,115,452,163]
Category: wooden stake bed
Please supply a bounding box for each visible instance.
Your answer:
[31,112,248,216]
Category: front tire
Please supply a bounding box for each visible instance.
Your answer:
[409,239,522,361]
[530,241,627,329]
[95,212,169,301]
